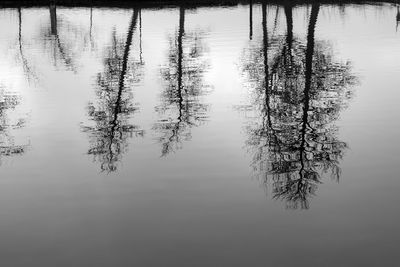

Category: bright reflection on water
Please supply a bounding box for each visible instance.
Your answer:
[0,3,399,266]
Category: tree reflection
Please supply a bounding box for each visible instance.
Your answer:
[82,9,144,172]
[249,0,253,40]
[47,3,77,71]
[154,7,210,156]
[0,86,28,164]
[39,2,90,72]
[242,4,357,209]
[17,7,39,84]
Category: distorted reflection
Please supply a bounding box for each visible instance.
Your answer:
[241,4,357,209]
[0,86,28,163]
[3,3,400,265]
[82,9,144,172]
[154,7,210,156]
[16,8,39,84]
[39,4,89,72]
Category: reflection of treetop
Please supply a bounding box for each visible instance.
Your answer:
[82,10,144,173]
[241,4,357,209]
[155,7,210,156]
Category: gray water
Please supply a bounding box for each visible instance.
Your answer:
[0,3,399,266]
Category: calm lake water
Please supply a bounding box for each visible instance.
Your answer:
[0,2,399,266]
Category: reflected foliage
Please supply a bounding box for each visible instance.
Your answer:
[154,7,210,156]
[0,86,28,164]
[82,10,144,172]
[241,4,357,209]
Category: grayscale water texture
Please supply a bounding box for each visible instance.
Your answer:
[0,2,399,266]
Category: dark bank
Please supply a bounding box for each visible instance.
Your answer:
[1,0,400,8]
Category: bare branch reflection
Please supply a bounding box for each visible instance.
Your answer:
[241,4,357,209]
[0,86,29,164]
[154,7,210,156]
[82,9,144,172]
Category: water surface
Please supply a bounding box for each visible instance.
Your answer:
[0,3,399,266]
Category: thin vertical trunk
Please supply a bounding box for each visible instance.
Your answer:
[262,3,271,178]
[299,3,319,179]
[111,9,139,129]
[18,7,35,80]
[50,2,57,35]
[262,3,268,88]
[89,7,93,37]
[262,3,270,126]
[284,4,293,56]
[18,8,22,49]
[284,3,293,79]
[107,9,139,163]
[177,6,185,119]
[139,9,143,64]
[162,6,186,152]
[249,0,253,40]
[262,3,280,153]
